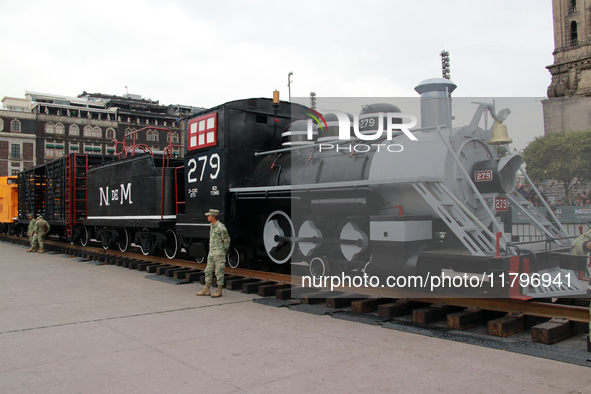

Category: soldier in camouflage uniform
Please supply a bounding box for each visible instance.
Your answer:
[570,228,591,349]
[34,215,50,254]
[197,209,230,298]
[26,214,37,252]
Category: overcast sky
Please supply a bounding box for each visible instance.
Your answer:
[0,0,553,149]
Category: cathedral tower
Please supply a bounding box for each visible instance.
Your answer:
[543,0,591,133]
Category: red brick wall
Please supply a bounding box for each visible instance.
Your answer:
[0,141,7,158]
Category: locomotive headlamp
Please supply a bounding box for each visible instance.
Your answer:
[487,121,513,145]
[273,90,280,104]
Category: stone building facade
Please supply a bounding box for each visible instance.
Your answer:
[539,0,591,203]
[0,91,200,177]
[543,0,591,133]
[0,98,37,176]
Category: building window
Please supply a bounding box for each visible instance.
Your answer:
[55,123,65,135]
[167,132,180,143]
[106,128,116,140]
[70,144,79,153]
[45,123,55,134]
[571,21,578,46]
[107,144,116,155]
[84,143,102,154]
[11,144,21,159]
[69,124,80,136]
[10,162,22,174]
[11,119,21,132]
[0,118,3,132]
[570,0,577,13]
[45,141,65,159]
[147,130,160,141]
[83,126,102,138]
[125,128,135,140]
[171,146,180,158]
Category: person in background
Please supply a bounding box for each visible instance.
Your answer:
[26,213,37,253]
[34,215,50,254]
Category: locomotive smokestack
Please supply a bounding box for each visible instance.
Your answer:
[414,78,457,129]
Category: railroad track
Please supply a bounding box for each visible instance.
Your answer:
[2,234,589,352]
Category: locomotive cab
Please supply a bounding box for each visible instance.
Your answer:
[176,98,310,265]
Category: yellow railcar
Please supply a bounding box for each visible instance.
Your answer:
[0,176,18,234]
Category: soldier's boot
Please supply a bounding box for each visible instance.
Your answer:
[26,247,36,253]
[38,247,45,253]
[211,285,223,298]
[197,283,211,296]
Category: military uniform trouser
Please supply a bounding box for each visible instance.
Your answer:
[204,254,225,286]
[36,234,45,250]
[30,234,38,249]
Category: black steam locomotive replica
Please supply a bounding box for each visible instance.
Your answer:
[12,78,587,298]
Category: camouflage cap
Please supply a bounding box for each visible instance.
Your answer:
[205,209,220,217]
[28,213,33,218]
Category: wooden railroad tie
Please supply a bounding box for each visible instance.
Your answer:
[351,298,394,314]
[258,283,291,297]
[532,318,587,345]
[325,293,367,309]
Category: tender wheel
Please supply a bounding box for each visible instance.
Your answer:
[139,228,151,256]
[309,256,329,278]
[101,227,110,250]
[80,226,89,247]
[227,248,244,269]
[118,228,130,252]
[262,210,295,264]
[164,229,178,259]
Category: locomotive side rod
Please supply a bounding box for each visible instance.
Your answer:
[276,235,363,247]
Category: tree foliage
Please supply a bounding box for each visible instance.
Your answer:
[522,130,591,203]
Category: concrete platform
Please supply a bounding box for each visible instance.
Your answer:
[1,240,591,393]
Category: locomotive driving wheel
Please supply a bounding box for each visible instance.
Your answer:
[262,210,295,265]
